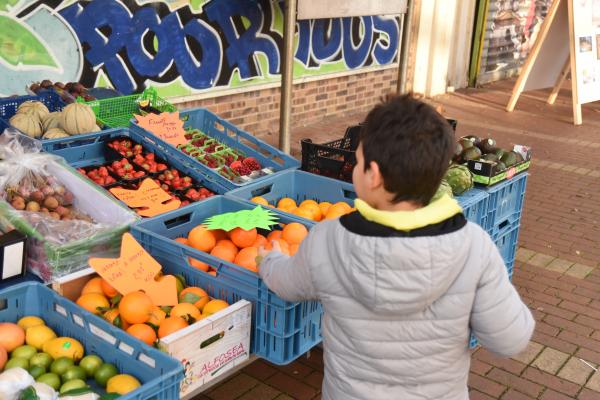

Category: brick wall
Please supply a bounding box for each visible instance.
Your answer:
[178,67,399,142]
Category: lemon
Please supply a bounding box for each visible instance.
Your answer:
[18,316,45,331]
[26,325,57,350]
[106,374,141,395]
[42,337,84,362]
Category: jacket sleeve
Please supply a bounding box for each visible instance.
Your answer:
[258,226,319,302]
[471,239,535,357]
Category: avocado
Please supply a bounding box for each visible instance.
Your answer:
[500,151,519,167]
[482,153,499,162]
[477,138,497,154]
[458,138,474,151]
[494,148,505,159]
[492,161,507,174]
[461,146,482,162]
[462,135,481,146]
[453,143,463,162]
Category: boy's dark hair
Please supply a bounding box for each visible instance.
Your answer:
[359,94,454,205]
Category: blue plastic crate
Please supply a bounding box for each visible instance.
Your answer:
[0,282,183,399]
[456,188,488,228]
[41,127,229,196]
[130,196,322,365]
[227,170,356,222]
[130,107,300,190]
[494,225,521,270]
[485,173,528,231]
[0,91,66,134]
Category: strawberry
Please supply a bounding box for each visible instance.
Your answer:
[242,157,261,171]
[157,164,167,171]
[230,161,242,170]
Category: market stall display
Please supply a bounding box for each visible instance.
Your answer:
[0,282,183,399]
[130,108,300,189]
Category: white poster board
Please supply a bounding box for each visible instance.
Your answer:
[571,0,600,104]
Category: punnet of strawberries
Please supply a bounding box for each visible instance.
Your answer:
[108,158,146,180]
[77,166,118,187]
[108,139,143,158]
[133,152,168,174]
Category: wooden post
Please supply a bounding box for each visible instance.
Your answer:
[547,58,570,105]
[567,0,582,125]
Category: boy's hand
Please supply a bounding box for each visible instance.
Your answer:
[256,241,283,264]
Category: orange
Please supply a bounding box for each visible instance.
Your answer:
[318,202,332,215]
[211,245,236,263]
[76,293,110,315]
[119,291,153,324]
[266,230,283,242]
[187,225,216,252]
[229,228,257,248]
[252,234,268,248]
[202,300,229,317]
[234,247,259,272]
[101,279,119,298]
[280,205,297,213]
[299,199,319,208]
[216,239,239,254]
[147,306,166,327]
[208,270,217,276]
[277,198,297,209]
[330,202,352,214]
[282,223,308,245]
[251,196,269,206]
[103,308,130,330]
[211,229,228,242]
[325,208,347,220]
[266,239,290,256]
[170,303,202,322]
[289,244,300,256]
[292,207,314,220]
[300,203,322,221]
[174,237,188,245]
[127,324,157,346]
[179,287,210,311]
[188,257,210,272]
[81,277,104,295]
[158,317,188,338]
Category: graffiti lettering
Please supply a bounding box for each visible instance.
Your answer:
[1,0,400,97]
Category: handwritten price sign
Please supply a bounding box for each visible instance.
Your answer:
[89,233,178,306]
[134,111,187,147]
[110,178,181,217]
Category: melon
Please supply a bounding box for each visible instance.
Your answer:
[42,128,70,139]
[9,113,42,138]
[16,101,49,122]
[42,112,62,132]
[60,103,97,135]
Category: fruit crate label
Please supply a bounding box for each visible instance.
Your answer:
[110,178,181,218]
[135,112,187,147]
[203,206,279,231]
[89,323,117,345]
[89,233,178,306]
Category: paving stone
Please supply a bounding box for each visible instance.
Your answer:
[566,264,594,279]
[532,348,570,374]
[586,370,600,392]
[575,168,591,175]
[589,170,600,178]
[237,384,281,400]
[529,253,555,268]
[546,258,574,274]
[517,248,537,263]
[207,374,258,400]
[557,357,595,385]
[512,342,545,365]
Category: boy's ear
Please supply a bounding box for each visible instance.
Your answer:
[368,161,383,189]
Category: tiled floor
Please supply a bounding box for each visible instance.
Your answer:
[196,79,600,399]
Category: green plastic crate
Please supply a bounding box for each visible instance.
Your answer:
[79,87,176,128]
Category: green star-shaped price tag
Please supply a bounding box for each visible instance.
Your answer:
[203,206,279,231]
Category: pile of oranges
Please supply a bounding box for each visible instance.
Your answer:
[178,222,309,274]
[75,275,228,346]
[249,197,354,222]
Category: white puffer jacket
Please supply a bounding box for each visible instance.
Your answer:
[260,198,534,400]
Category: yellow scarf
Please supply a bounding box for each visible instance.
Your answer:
[354,195,462,231]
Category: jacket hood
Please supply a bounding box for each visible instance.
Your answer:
[336,196,470,315]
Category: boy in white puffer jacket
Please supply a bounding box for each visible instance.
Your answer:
[258,94,534,400]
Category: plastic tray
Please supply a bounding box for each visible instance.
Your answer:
[0,91,66,134]
[456,188,488,229]
[226,170,356,221]
[130,196,323,365]
[80,87,176,128]
[484,173,528,231]
[130,107,300,189]
[0,282,183,399]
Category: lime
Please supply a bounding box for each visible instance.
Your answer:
[30,352,53,370]
[79,354,103,377]
[50,356,74,375]
[62,365,87,382]
[59,378,88,394]
[28,365,46,379]
[94,363,118,387]
[5,357,29,370]
[11,345,37,360]
[37,372,61,390]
